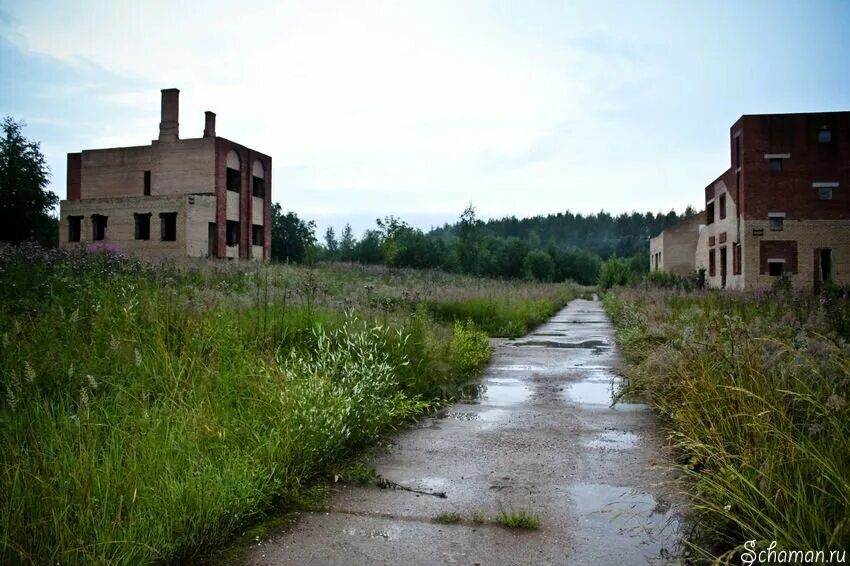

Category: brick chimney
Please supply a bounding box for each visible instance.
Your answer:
[203,111,216,138]
[159,88,180,141]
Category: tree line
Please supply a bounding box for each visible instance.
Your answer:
[272,204,696,285]
[2,116,695,284]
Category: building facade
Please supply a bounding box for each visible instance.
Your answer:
[697,112,850,290]
[59,89,271,260]
[649,211,706,276]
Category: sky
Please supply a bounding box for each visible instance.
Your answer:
[2,1,849,238]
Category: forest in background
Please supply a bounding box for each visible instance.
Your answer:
[274,205,699,285]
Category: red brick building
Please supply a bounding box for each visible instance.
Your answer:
[59,89,272,260]
[696,111,850,290]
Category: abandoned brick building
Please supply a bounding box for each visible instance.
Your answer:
[651,111,850,290]
[649,210,706,276]
[59,89,271,260]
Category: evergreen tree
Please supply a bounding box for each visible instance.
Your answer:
[0,117,58,245]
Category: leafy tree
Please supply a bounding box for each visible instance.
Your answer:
[355,230,384,264]
[270,204,317,263]
[598,257,634,289]
[493,237,530,279]
[555,248,602,285]
[339,223,356,261]
[456,204,483,275]
[524,249,554,281]
[320,226,338,261]
[0,117,58,245]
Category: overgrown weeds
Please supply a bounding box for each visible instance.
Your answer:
[603,286,850,561]
[0,243,573,564]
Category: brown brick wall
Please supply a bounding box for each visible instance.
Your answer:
[759,240,798,274]
[67,153,81,200]
[739,113,850,220]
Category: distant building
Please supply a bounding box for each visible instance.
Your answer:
[59,89,271,260]
[697,112,849,290]
[649,211,706,276]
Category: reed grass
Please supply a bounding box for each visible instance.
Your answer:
[604,285,850,561]
[0,243,576,564]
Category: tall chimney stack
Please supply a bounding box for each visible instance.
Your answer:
[203,111,216,138]
[159,88,180,141]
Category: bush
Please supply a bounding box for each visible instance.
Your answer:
[597,257,633,289]
[523,249,554,281]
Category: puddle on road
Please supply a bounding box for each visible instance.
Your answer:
[584,430,640,450]
[567,483,679,560]
[482,378,532,405]
[456,377,532,407]
[532,331,567,337]
[513,339,609,352]
[564,378,616,405]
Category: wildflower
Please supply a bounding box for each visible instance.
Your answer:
[110,336,119,351]
[69,309,79,323]
[23,361,36,383]
[826,394,845,412]
[86,374,98,390]
[807,423,823,436]
[79,387,89,408]
[723,504,732,512]
[134,349,143,367]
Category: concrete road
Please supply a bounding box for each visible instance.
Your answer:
[239,298,681,565]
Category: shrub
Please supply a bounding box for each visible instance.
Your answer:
[597,257,633,289]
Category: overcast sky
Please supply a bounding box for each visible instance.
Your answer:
[2,1,849,237]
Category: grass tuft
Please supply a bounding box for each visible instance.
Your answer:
[433,512,463,524]
[493,509,541,530]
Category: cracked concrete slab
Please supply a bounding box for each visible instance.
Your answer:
[238,298,681,565]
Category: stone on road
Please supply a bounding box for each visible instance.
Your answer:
[240,298,680,565]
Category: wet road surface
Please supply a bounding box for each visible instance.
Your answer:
[240,298,680,565]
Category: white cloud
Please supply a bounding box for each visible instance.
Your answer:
[3,0,722,235]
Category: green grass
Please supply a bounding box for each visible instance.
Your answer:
[603,285,850,560]
[0,244,574,565]
[433,512,463,524]
[493,509,541,530]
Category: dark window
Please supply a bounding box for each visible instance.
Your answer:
[818,129,832,143]
[819,249,832,282]
[92,215,107,241]
[226,220,240,246]
[68,216,82,242]
[227,168,241,192]
[134,213,151,240]
[768,262,784,276]
[719,194,727,219]
[160,212,177,241]
[252,224,264,246]
[769,216,784,231]
[208,222,217,257]
[733,243,742,275]
[706,201,715,225]
[818,187,833,200]
[734,136,740,168]
[768,158,783,172]
[143,170,151,196]
[709,248,716,277]
[252,176,265,198]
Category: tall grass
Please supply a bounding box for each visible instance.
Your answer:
[604,285,850,561]
[0,244,573,564]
